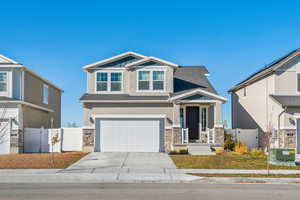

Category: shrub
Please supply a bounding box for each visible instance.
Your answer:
[224,132,235,151]
[215,148,225,154]
[250,148,266,158]
[169,149,189,155]
[234,142,249,154]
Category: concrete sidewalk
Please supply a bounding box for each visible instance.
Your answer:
[174,169,300,175]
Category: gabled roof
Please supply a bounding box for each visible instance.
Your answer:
[125,56,178,69]
[83,51,178,70]
[83,51,146,70]
[229,48,300,92]
[0,54,18,64]
[170,88,227,102]
[0,54,63,92]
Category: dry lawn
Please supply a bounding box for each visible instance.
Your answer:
[0,152,88,169]
[171,152,300,170]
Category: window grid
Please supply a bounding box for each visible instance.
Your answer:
[96,72,122,92]
[138,70,165,91]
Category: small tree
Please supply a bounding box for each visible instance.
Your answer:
[50,132,60,168]
[262,123,275,175]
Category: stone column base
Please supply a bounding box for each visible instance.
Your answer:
[82,129,95,152]
[10,129,23,154]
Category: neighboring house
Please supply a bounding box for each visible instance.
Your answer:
[0,54,63,154]
[229,49,300,156]
[80,51,227,152]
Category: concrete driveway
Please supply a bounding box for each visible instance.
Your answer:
[63,152,176,173]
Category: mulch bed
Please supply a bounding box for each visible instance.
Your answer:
[0,152,88,169]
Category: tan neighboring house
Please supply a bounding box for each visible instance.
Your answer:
[229,49,300,158]
[80,51,227,153]
[0,54,63,154]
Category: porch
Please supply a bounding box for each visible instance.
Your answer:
[172,101,225,147]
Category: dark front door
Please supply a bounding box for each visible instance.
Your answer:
[186,106,199,140]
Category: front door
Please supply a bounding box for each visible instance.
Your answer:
[186,106,199,140]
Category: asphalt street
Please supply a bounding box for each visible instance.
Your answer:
[0,183,299,200]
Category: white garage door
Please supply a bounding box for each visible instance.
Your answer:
[96,118,163,152]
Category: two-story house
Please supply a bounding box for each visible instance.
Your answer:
[80,52,226,153]
[0,54,63,154]
[229,49,300,158]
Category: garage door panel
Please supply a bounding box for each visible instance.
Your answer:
[98,118,163,152]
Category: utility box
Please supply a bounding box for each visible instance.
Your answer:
[269,148,296,166]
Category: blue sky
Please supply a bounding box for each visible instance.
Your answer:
[1,0,300,127]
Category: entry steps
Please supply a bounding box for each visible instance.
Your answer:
[188,143,216,155]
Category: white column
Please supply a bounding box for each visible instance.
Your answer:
[173,103,181,127]
[214,101,223,127]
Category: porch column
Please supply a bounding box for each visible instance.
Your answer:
[213,101,225,146]
[172,103,182,145]
[214,101,223,127]
[173,103,181,127]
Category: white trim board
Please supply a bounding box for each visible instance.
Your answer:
[170,89,227,102]
[92,114,166,119]
[80,100,169,103]
[125,56,178,69]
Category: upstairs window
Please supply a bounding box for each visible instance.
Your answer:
[96,72,122,92]
[138,70,165,91]
[43,84,48,104]
[0,72,7,92]
[153,71,164,90]
[96,72,108,91]
[138,71,150,90]
[111,72,122,91]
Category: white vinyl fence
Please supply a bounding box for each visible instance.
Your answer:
[0,119,11,154]
[61,128,82,152]
[226,128,259,149]
[24,128,83,153]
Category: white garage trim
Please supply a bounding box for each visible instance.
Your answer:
[94,116,165,152]
[92,114,166,119]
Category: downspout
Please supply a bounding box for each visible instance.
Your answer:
[278,106,287,148]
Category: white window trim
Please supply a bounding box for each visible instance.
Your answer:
[136,69,166,92]
[0,71,9,96]
[43,84,49,104]
[95,71,124,93]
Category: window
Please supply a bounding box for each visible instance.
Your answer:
[153,71,164,90]
[180,108,184,128]
[0,72,8,92]
[138,70,165,91]
[138,71,150,90]
[243,87,246,96]
[96,72,122,92]
[43,84,48,104]
[96,72,108,91]
[111,72,122,91]
[201,107,207,131]
[297,74,300,92]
